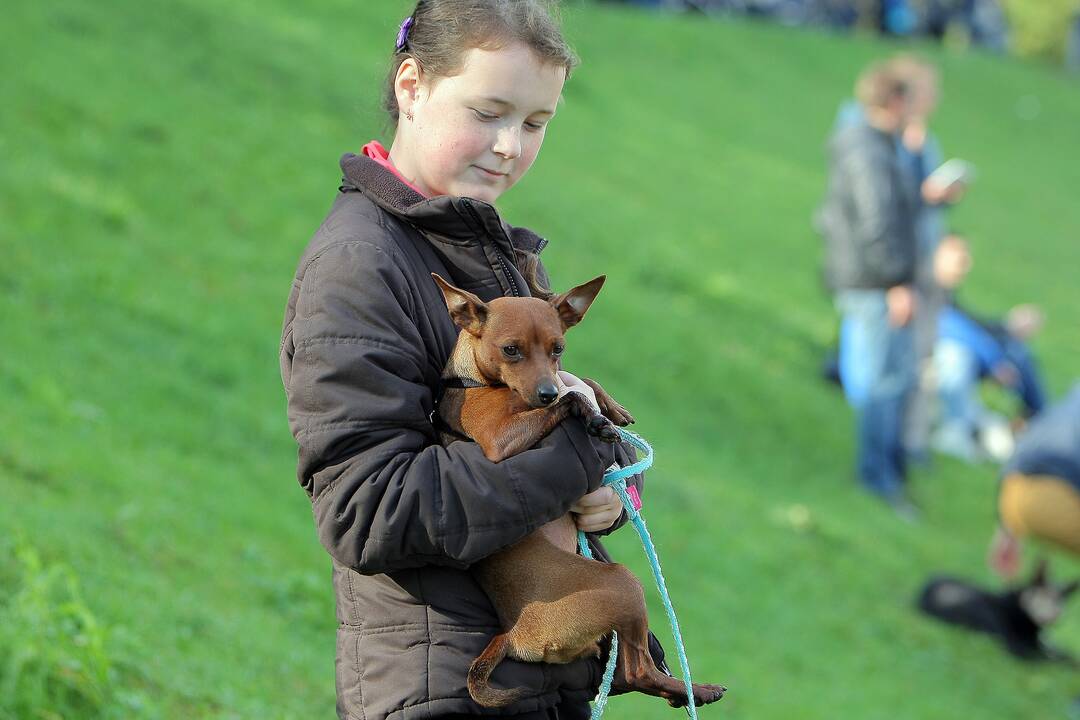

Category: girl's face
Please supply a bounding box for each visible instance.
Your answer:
[390,43,566,204]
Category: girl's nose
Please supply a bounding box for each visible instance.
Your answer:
[493,126,521,160]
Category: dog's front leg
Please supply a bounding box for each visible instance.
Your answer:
[469,393,608,463]
[471,399,575,463]
[581,378,635,426]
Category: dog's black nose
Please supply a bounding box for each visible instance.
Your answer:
[537,383,559,405]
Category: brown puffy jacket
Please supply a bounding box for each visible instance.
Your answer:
[280,153,646,720]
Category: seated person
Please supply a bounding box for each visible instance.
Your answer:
[989,384,1080,580]
[931,234,1047,462]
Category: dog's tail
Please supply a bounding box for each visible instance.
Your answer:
[468,633,526,708]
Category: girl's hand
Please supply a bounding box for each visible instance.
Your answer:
[570,486,623,533]
[557,370,600,412]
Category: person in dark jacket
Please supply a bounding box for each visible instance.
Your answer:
[830,56,966,462]
[280,3,653,719]
[816,60,919,514]
[989,384,1080,579]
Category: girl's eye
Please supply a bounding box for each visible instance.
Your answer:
[502,345,521,358]
[524,121,546,132]
[472,108,499,122]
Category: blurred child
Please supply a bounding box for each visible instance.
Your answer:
[931,233,1047,462]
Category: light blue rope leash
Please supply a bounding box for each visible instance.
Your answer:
[577,427,698,720]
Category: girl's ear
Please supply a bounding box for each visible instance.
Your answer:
[395,57,423,116]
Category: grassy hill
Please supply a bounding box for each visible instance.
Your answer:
[2,0,1079,718]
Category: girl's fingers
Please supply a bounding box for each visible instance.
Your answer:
[573,486,616,509]
[573,504,623,532]
[570,486,624,530]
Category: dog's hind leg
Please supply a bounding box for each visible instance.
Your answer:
[598,564,726,708]
[508,561,726,708]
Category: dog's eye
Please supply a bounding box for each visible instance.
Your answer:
[502,345,520,358]
[551,344,564,357]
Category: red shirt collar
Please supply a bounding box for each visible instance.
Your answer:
[361,141,428,197]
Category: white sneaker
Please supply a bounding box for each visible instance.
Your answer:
[978,415,1015,463]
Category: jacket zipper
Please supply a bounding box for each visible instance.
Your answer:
[492,246,521,298]
[463,201,521,297]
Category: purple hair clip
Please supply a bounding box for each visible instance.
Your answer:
[395,16,414,52]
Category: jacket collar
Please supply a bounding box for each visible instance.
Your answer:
[339,153,547,256]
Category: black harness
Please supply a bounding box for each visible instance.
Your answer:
[439,376,488,390]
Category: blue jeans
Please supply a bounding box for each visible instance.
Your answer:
[935,338,981,432]
[837,290,916,498]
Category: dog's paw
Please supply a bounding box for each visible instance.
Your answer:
[599,398,635,426]
[587,414,620,443]
[693,683,727,706]
[667,682,727,708]
[582,378,635,426]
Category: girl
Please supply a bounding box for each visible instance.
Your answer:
[280,2,647,718]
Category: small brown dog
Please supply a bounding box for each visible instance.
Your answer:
[432,273,726,711]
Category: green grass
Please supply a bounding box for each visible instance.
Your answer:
[2,0,1079,717]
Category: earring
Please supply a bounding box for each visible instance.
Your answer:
[405,109,414,122]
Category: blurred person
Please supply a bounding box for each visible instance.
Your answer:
[824,58,963,465]
[1069,8,1080,72]
[921,0,954,40]
[921,0,1008,50]
[279,2,658,718]
[816,61,919,516]
[835,1,861,28]
[965,0,1009,52]
[887,55,969,462]
[810,0,860,29]
[931,233,1047,462]
[881,0,917,34]
[989,384,1080,580]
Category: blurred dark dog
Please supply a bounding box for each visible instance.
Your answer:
[917,560,1078,662]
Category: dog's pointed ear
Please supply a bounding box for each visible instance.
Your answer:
[549,275,605,330]
[1031,557,1050,587]
[1061,579,1080,598]
[432,273,488,336]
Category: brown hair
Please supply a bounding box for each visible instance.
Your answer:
[887,54,940,113]
[383,0,579,124]
[854,60,909,111]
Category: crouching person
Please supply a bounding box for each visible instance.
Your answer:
[990,384,1080,579]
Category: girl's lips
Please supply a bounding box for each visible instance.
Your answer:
[474,166,508,178]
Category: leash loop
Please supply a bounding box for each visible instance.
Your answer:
[577,427,698,720]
